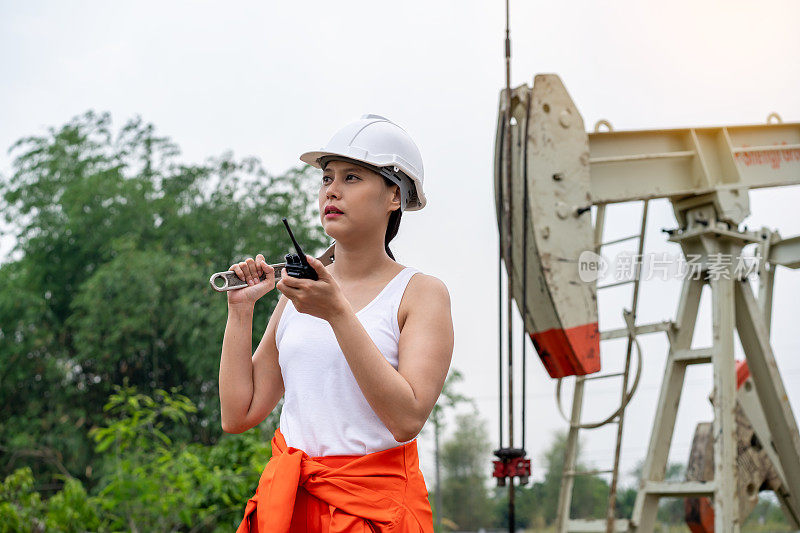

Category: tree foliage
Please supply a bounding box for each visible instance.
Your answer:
[439,409,493,530]
[419,368,476,531]
[490,429,609,529]
[0,384,274,532]
[0,110,325,494]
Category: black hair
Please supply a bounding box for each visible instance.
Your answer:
[382,177,403,261]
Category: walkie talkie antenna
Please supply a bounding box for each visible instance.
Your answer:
[282,217,311,268]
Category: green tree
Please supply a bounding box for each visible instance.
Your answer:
[627,458,686,525]
[419,368,475,532]
[0,110,325,495]
[0,385,275,532]
[490,482,543,530]
[490,430,611,528]
[613,485,638,521]
[439,409,493,530]
[541,430,608,524]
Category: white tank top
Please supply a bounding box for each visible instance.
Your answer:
[276,265,422,457]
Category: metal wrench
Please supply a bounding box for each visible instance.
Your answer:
[208,242,336,292]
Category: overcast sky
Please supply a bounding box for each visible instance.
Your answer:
[2,1,800,492]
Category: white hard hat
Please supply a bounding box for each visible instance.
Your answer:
[300,113,427,212]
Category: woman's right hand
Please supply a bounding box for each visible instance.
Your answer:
[226,254,275,308]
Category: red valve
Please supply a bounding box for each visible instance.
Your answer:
[492,448,531,486]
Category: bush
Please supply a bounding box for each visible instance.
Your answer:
[1,384,275,532]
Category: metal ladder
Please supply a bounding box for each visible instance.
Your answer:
[555,200,650,533]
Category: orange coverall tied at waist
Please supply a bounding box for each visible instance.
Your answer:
[236,426,434,532]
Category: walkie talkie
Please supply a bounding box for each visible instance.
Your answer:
[282,217,319,280]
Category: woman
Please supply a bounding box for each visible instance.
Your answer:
[218,114,454,532]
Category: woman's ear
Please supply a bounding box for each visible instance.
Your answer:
[390,184,402,212]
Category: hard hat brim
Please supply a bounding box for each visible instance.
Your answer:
[299,150,427,211]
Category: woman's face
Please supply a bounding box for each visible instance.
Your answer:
[318,159,400,240]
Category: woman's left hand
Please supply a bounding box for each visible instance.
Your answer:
[276,255,349,322]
